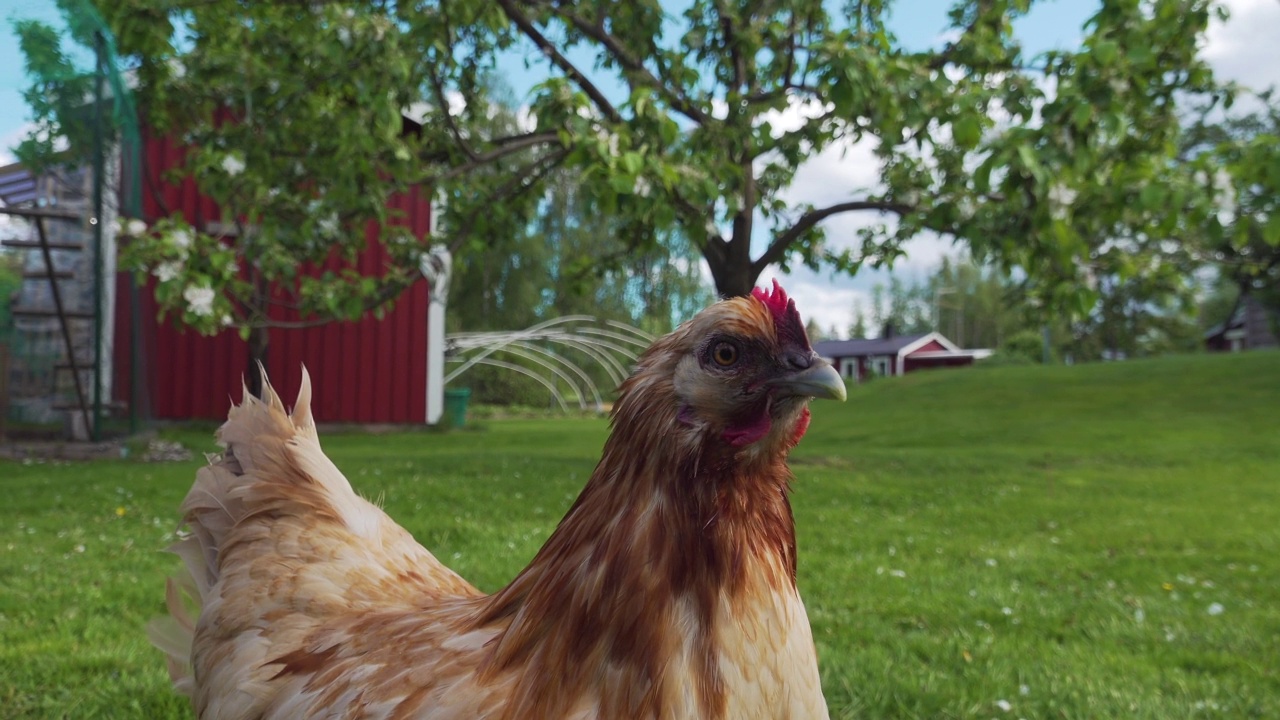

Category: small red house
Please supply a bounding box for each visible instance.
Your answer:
[815,332,990,382]
[112,128,438,424]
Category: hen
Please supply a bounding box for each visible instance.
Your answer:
[150,281,846,720]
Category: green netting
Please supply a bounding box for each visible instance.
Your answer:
[2,0,142,440]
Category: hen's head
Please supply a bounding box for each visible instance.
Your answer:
[621,280,845,458]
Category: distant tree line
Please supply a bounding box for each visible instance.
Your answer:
[837,250,1265,365]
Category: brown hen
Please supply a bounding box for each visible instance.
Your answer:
[150,281,846,719]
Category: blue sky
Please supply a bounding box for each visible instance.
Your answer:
[493,0,1097,103]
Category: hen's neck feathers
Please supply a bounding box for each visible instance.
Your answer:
[473,329,800,718]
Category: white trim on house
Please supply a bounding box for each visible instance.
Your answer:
[820,331,989,380]
[910,349,994,360]
[896,331,962,357]
[894,332,971,375]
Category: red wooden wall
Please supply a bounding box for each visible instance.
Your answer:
[908,339,948,354]
[113,131,432,423]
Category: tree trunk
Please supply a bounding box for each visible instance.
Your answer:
[245,325,269,399]
[704,245,758,298]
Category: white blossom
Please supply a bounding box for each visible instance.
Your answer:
[221,154,246,176]
[170,228,193,251]
[995,699,1013,712]
[183,286,216,317]
[220,314,235,328]
[1049,184,1077,206]
[1048,183,1077,220]
[1212,169,1236,225]
[633,176,652,198]
[117,217,147,236]
[595,128,620,157]
[1207,602,1225,616]
[152,261,183,283]
[318,213,340,237]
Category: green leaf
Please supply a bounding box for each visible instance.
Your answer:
[1264,213,1280,247]
[953,116,981,149]
[608,173,636,195]
[1016,144,1043,181]
[1071,104,1092,130]
[1093,39,1118,67]
[621,152,643,175]
[1139,184,1165,210]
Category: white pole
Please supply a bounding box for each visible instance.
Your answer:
[426,296,445,424]
[420,197,450,425]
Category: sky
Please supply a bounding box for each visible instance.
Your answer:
[1,0,1277,339]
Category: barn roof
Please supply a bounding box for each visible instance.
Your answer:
[814,334,930,357]
[0,162,37,206]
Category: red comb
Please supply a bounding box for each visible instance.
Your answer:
[751,279,811,350]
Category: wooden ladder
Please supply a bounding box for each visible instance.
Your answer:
[1,206,93,434]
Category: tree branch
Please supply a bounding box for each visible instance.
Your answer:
[427,70,478,163]
[446,148,570,254]
[421,130,561,185]
[494,0,624,125]
[751,199,913,276]
[541,4,713,125]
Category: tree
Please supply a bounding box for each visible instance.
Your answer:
[448,161,711,335]
[441,95,713,405]
[414,0,1223,303]
[803,318,825,343]
[1179,91,1280,326]
[17,0,1230,374]
[848,299,868,339]
[870,276,932,336]
[928,254,1022,349]
[14,3,452,391]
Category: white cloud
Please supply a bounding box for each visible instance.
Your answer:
[1204,0,1280,92]
[780,135,883,208]
[0,123,31,165]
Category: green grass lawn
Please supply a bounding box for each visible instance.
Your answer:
[2,351,1277,719]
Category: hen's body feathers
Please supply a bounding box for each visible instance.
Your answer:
[153,287,839,719]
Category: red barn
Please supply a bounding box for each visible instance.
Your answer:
[112,128,439,424]
[815,332,990,383]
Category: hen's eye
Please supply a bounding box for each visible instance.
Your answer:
[711,341,739,367]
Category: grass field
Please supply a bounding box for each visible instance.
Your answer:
[1,351,1277,719]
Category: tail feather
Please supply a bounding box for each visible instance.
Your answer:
[149,366,478,705]
[146,571,199,695]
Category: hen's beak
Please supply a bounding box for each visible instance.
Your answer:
[771,357,847,402]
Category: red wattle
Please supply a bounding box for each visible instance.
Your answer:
[789,408,811,446]
[722,412,773,447]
